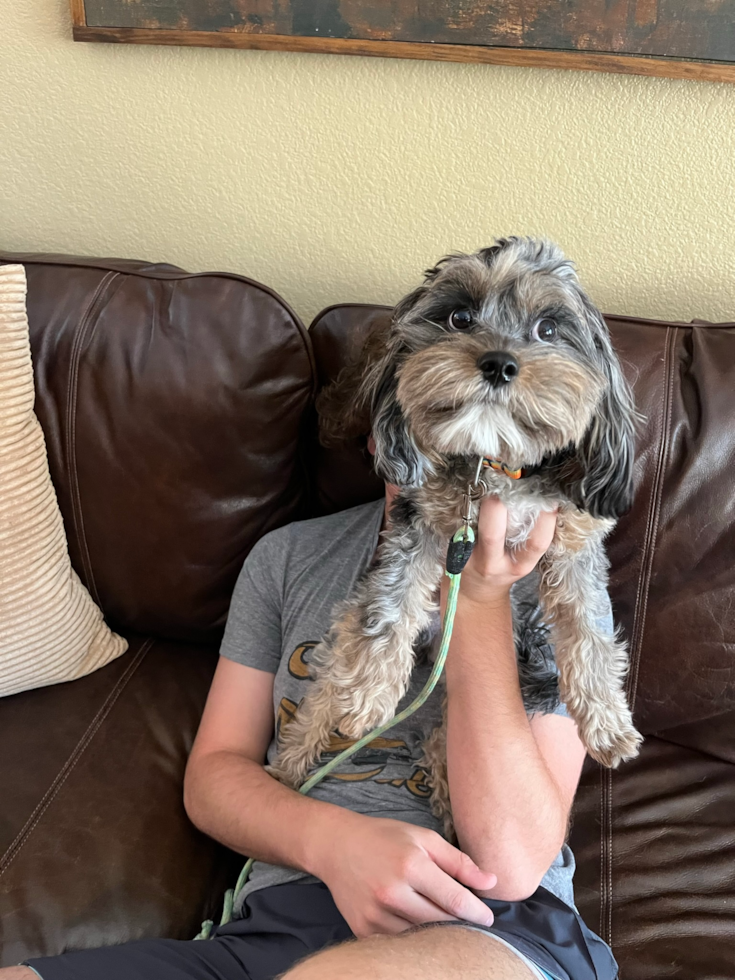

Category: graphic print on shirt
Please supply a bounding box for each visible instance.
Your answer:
[286,642,313,679]
[278,641,431,798]
[375,768,432,799]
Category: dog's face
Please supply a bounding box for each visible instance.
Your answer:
[393,245,605,465]
[367,238,636,519]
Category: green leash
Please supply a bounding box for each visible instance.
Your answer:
[195,522,476,940]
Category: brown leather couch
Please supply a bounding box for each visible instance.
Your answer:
[0,253,733,979]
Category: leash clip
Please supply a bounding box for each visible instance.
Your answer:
[461,455,489,528]
[460,487,479,527]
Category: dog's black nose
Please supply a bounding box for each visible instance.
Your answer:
[477,351,519,387]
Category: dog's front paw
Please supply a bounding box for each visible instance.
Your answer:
[584,718,643,768]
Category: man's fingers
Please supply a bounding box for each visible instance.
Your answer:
[424,835,497,893]
[411,860,495,927]
[523,508,558,559]
[376,886,458,925]
[474,496,508,566]
[477,495,507,541]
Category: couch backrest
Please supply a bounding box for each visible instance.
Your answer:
[0,253,315,643]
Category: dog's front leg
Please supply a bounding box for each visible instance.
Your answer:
[269,500,445,789]
[538,510,642,768]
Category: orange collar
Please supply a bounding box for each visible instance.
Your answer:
[482,457,529,480]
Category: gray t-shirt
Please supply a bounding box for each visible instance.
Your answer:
[221,499,613,915]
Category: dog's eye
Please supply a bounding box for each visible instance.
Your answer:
[531,318,557,342]
[448,309,473,330]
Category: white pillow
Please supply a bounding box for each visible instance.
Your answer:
[0,264,127,697]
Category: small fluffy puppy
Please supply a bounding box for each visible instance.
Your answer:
[269,238,642,827]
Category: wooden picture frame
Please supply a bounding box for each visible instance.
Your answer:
[70,0,735,84]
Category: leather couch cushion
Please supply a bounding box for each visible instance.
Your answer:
[0,264,127,696]
[572,739,735,980]
[0,634,237,965]
[0,253,315,644]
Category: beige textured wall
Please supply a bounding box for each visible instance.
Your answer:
[2,0,734,325]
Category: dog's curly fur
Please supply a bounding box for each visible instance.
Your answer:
[269,237,643,831]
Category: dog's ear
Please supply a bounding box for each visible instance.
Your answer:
[558,303,637,519]
[369,350,428,488]
[368,271,452,487]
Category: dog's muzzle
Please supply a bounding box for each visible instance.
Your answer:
[477,350,519,387]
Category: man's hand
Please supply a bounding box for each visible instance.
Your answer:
[311,812,497,938]
[446,496,558,609]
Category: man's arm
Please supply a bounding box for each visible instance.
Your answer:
[444,497,587,902]
[184,657,353,874]
[184,655,498,937]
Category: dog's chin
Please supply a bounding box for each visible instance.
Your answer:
[428,404,523,460]
[424,402,574,465]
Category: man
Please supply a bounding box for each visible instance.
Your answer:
[6,485,618,980]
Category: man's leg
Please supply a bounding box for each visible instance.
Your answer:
[3,931,543,980]
[281,925,540,980]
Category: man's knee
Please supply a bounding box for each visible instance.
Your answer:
[0,969,37,979]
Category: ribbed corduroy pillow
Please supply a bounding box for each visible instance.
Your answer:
[0,264,127,697]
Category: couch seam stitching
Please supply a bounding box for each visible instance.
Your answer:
[627,326,677,710]
[0,639,153,876]
[626,330,666,697]
[601,765,613,946]
[64,271,119,606]
[628,328,672,654]
[598,765,605,939]
[607,767,612,946]
[600,326,676,951]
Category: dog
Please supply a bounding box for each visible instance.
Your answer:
[268,237,642,832]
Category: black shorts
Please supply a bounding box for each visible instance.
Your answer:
[24,881,618,980]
